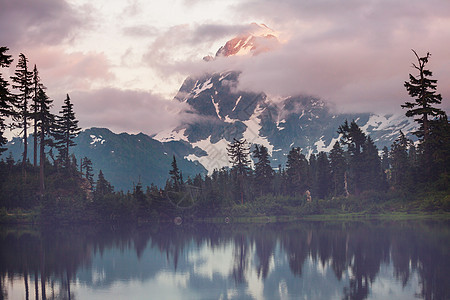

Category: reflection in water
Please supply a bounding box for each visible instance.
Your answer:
[0,220,449,299]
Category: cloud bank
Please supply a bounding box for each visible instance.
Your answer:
[71,88,196,135]
[0,0,92,48]
[141,0,450,113]
[2,0,449,136]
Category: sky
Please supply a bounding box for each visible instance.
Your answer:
[1,0,449,136]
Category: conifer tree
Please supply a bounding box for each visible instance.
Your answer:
[169,155,182,191]
[10,53,33,167]
[402,50,444,142]
[227,138,251,176]
[338,120,366,195]
[315,151,331,199]
[390,131,412,190]
[338,120,366,154]
[253,144,274,196]
[0,47,14,154]
[286,147,308,196]
[329,141,346,197]
[81,157,94,187]
[427,115,450,180]
[53,94,81,169]
[361,136,384,191]
[94,170,113,198]
[402,50,445,179]
[308,153,317,194]
[31,65,42,167]
[227,138,250,204]
[36,88,54,194]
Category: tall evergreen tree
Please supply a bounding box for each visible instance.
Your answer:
[94,170,113,200]
[427,115,450,181]
[361,136,384,191]
[308,153,317,195]
[402,50,445,179]
[31,65,42,167]
[272,165,285,196]
[53,94,81,169]
[285,147,308,196]
[227,138,251,176]
[0,47,14,154]
[402,50,445,142]
[329,141,346,197]
[169,155,182,191]
[227,138,250,204]
[36,88,54,194]
[252,144,274,196]
[315,151,331,199]
[81,157,94,187]
[338,120,367,195]
[10,53,33,167]
[390,131,412,190]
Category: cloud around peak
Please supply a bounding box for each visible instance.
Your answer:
[71,88,199,136]
[143,0,450,114]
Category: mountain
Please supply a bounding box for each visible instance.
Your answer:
[2,128,207,191]
[215,23,279,57]
[1,24,418,184]
[154,24,417,172]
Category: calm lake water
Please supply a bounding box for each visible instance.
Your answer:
[1,219,449,300]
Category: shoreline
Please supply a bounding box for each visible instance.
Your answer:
[2,209,449,225]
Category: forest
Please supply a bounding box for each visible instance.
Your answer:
[0,47,449,224]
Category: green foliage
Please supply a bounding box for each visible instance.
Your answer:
[169,155,182,191]
[0,47,14,154]
[338,120,367,195]
[286,147,309,196]
[0,48,448,224]
[402,50,447,183]
[10,53,33,166]
[253,145,274,196]
[330,141,346,197]
[227,138,251,204]
[52,94,81,169]
[81,156,94,186]
[402,50,445,140]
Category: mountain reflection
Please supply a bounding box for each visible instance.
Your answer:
[0,220,449,300]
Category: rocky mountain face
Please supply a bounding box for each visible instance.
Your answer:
[1,23,418,186]
[154,24,417,172]
[154,70,416,172]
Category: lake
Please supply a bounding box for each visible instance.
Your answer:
[1,219,449,300]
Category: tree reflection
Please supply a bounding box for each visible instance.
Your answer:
[343,226,390,300]
[281,228,309,277]
[232,233,249,284]
[0,220,448,300]
[253,227,276,279]
[0,226,92,300]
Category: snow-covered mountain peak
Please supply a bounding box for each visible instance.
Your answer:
[154,65,418,173]
[215,23,280,57]
[153,24,418,173]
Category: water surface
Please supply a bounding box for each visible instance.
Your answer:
[1,220,449,299]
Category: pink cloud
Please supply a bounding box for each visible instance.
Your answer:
[70,88,198,135]
[151,1,450,114]
[5,47,115,98]
[0,0,92,48]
